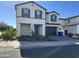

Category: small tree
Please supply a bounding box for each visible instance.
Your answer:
[0,22,7,31]
[2,26,16,41]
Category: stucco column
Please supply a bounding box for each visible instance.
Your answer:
[16,22,20,37]
[42,24,45,36]
[30,24,34,36]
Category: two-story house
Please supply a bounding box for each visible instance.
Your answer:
[15,1,79,37]
[16,1,46,36]
[15,1,63,37]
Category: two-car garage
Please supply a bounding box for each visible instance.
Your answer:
[46,26,57,36]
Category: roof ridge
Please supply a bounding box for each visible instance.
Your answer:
[15,1,47,10]
[67,15,79,19]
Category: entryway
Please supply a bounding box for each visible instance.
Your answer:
[65,30,68,35]
[34,24,42,35]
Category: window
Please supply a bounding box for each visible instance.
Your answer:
[51,14,57,22]
[68,19,70,23]
[22,8,30,17]
[35,10,42,19]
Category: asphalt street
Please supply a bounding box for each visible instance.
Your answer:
[0,44,79,58]
[20,45,79,58]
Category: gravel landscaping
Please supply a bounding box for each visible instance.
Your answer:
[0,40,20,48]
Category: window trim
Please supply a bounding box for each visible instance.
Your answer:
[35,10,42,19]
[22,8,30,18]
[51,14,57,22]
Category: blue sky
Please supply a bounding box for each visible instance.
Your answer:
[0,1,79,28]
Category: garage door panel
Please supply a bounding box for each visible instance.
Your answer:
[21,24,31,36]
[46,27,57,36]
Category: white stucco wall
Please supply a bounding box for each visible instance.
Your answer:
[16,2,46,19]
[58,19,66,25]
[16,2,46,36]
[66,17,79,25]
[70,17,79,23]
[46,14,49,23]
[46,13,59,23]
[64,25,77,34]
[16,17,45,36]
[76,25,79,34]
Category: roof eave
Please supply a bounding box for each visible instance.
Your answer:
[46,11,60,15]
[15,1,47,11]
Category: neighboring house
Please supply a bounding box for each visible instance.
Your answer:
[62,16,79,35]
[15,1,79,37]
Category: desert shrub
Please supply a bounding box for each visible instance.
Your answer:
[2,27,16,41]
[19,35,33,41]
[19,35,47,41]
[0,22,8,31]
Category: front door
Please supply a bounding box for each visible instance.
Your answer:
[65,30,68,35]
[34,25,39,35]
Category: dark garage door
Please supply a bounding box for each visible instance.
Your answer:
[46,27,57,36]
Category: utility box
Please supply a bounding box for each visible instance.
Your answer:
[58,32,64,36]
[58,27,64,36]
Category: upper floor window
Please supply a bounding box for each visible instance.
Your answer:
[51,14,57,22]
[68,19,70,23]
[35,10,42,19]
[22,8,30,17]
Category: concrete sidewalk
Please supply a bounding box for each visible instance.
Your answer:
[0,47,21,58]
[20,40,76,49]
[0,41,20,48]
